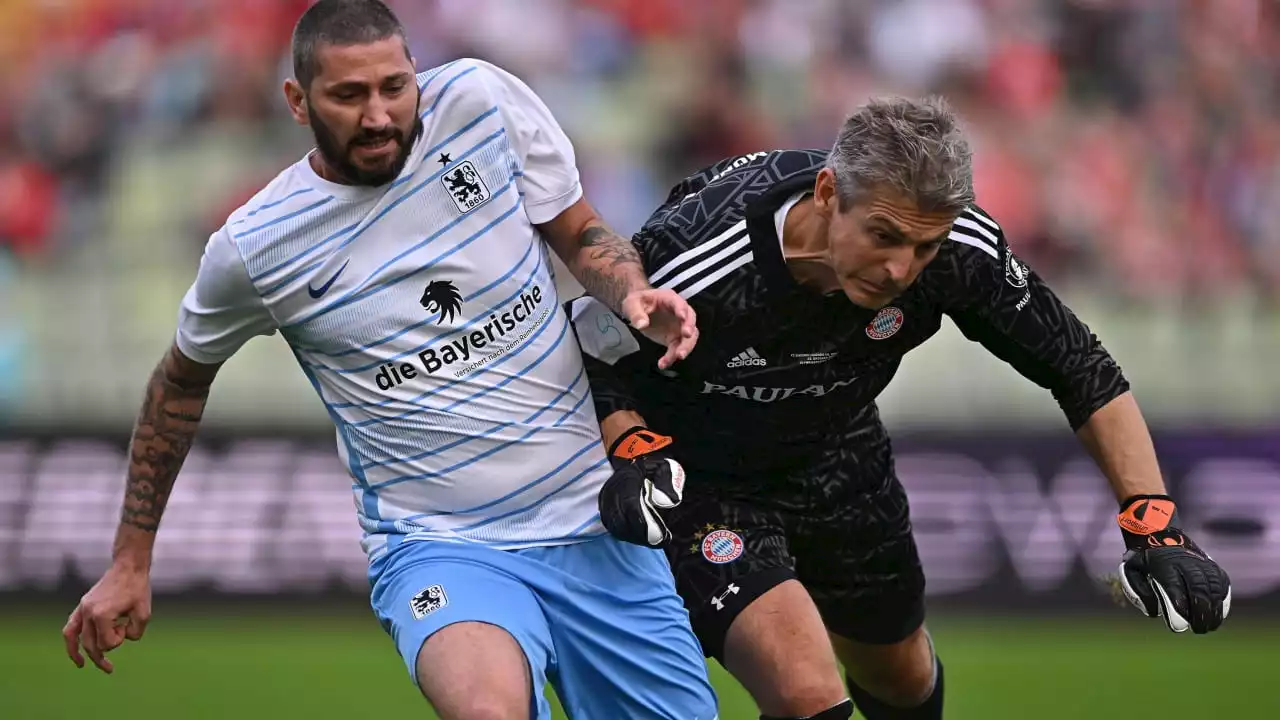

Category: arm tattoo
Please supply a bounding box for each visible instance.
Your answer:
[120,347,213,533]
[575,224,647,315]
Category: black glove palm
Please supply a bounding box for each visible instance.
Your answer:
[1117,495,1232,634]
[598,427,686,547]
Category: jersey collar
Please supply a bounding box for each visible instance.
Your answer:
[744,171,820,296]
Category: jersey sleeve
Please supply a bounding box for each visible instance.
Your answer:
[473,60,582,224]
[941,207,1129,430]
[175,227,279,364]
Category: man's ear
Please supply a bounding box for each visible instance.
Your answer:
[284,79,309,126]
[813,167,839,220]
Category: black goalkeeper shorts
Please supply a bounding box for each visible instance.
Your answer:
[662,420,926,661]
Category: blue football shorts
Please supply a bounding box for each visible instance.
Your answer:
[369,533,719,719]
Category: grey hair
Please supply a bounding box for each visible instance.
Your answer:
[825,96,975,215]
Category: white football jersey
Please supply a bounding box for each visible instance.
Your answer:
[175,58,612,559]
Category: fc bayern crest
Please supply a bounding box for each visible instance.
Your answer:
[866,306,904,340]
[702,529,745,564]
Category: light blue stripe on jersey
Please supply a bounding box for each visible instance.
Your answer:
[417,59,462,91]
[350,296,563,427]
[566,513,604,538]
[233,188,315,224]
[364,375,592,491]
[392,437,602,518]
[450,456,611,534]
[258,107,501,295]
[326,240,542,379]
[238,196,335,237]
[420,66,479,120]
[326,231,539,359]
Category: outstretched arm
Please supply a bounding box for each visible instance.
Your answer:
[944,207,1229,633]
[65,223,273,673]
[64,344,220,674]
[944,233,1161,503]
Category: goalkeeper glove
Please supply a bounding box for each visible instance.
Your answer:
[598,426,685,547]
[1116,494,1232,634]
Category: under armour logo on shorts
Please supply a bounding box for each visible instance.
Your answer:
[711,583,740,611]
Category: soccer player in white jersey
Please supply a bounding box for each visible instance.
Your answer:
[61,2,718,718]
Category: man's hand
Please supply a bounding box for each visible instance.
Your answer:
[63,564,152,673]
[1116,494,1231,634]
[620,288,698,370]
[599,426,686,546]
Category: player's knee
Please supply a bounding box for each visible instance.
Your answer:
[836,627,937,709]
[846,645,936,708]
[419,674,529,720]
[737,644,846,716]
[444,697,527,720]
[860,657,936,708]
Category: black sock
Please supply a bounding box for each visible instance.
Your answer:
[845,657,944,720]
[761,698,855,720]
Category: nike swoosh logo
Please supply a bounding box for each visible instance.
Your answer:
[308,259,350,299]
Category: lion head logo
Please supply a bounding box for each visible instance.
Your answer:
[419,280,463,324]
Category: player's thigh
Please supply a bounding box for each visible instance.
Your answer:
[369,540,555,720]
[722,579,847,718]
[795,467,934,707]
[531,535,718,720]
[661,490,799,661]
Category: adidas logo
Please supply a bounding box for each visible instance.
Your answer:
[726,347,767,368]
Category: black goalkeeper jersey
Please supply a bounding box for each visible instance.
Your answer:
[569,149,1129,474]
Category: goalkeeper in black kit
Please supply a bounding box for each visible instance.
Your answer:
[568,97,1232,720]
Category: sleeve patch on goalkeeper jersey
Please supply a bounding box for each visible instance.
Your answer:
[568,297,641,365]
[1005,252,1030,288]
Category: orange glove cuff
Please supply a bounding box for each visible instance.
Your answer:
[609,426,674,460]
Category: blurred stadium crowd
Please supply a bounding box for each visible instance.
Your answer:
[1,0,1277,427]
[2,0,1278,295]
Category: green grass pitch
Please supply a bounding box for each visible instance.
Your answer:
[3,603,1273,719]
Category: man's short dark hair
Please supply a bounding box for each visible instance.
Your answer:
[292,0,410,90]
